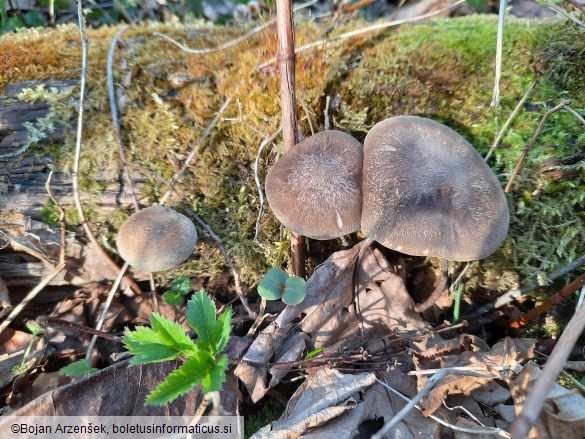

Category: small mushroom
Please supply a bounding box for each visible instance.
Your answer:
[116,205,198,272]
[361,115,509,261]
[265,130,363,240]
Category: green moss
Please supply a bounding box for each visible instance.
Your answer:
[244,399,283,438]
[2,16,584,295]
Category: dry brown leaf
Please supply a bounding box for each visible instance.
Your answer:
[413,336,536,416]
[510,361,585,439]
[236,242,427,403]
[251,367,445,438]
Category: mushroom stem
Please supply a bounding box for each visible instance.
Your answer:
[414,258,449,313]
[276,0,306,277]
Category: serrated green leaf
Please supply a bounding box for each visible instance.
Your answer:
[146,351,213,405]
[163,291,184,305]
[257,268,288,300]
[58,359,98,377]
[124,314,197,364]
[171,276,192,296]
[186,290,217,352]
[149,313,197,354]
[282,276,307,305]
[201,354,228,393]
[212,307,232,354]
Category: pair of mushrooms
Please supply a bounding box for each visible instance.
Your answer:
[265,116,510,261]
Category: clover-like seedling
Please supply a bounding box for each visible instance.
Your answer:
[163,276,193,305]
[258,268,307,305]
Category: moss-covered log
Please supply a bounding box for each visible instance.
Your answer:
[0,16,583,296]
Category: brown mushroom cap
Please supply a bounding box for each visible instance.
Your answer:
[362,116,509,261]
[265,130,363,240]
[116,205,198,272]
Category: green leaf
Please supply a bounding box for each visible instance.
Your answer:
[186,290,217,352]
[22,11,45,27]
[305,347,325,360]
[201,354,228,393]
[146,351,213,405]
[212,307,232,354]
[124,313,197,364]
[258,268,288,300]
[26,321,45,337]
[163,291,184,305]
[59,359,98,377]
[171,276,192,296]
[282,276,307,305]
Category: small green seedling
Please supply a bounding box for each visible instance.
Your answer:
[124,289,232,405]
[257,268,307,305]
[12,322,46,374]
[163,275,192,305]
[59,359,99,377]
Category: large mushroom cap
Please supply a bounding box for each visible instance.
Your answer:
[265,130,363,240]
[116,205,198,272]
[362,116,509,261]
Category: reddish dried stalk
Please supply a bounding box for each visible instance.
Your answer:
[276,0,305,277]
[510,272,585,329]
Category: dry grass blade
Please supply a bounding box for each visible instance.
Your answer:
[491,0,507,107]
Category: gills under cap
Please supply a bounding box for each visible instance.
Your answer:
[265,130,363,240]
[116,205,198,272]
[362,116,509,261]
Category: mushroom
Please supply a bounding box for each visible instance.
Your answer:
[116,205,198,272]
[265,130,363,240]
[361,115,509,261]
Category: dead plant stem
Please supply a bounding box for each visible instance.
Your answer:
[484,75,538,162]
[491,0,507,107]
[277,0,305,277]
[108,26,139,212]
[86,261,129,359]
[510,300,585,438]
[505,101,585,193]
[44,171,67,264]
[0,262,66,336]
[187,210,256,318]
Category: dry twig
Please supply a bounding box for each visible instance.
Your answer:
[491,0,507,107]
[187,210,256,319]
[510,300,585,438]
[505,101,585,192]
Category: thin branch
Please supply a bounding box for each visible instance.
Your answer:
[509,271,585,328]
[484,75,538,162]
[542,0,585,27]
[44,171,67,264]
[72,1,142,296]
[86,261,129,359]
[253,127,282,241]
[277,0,305,278]
[154,0,318,55]
[258,0,467,70]
[37,316,122,342]
[0,262,66,336]
[375,378,511,437]
[510,300,585,438]
[187,210,256,319]
[108,26,139,212]
[491,0,507,107]
[473,253,585,315]
[373,370,449,438]
[449,261,472,294]
[505,101,585,192]
[159,94,234,206]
